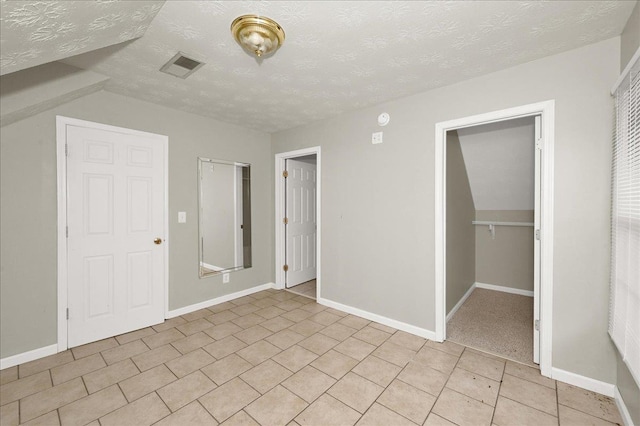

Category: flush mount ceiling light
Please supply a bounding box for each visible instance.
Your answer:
[231,15,285,58]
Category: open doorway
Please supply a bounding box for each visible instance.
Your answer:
[444,117,538,366]
[435,101,555,377]
[275,147,321,300]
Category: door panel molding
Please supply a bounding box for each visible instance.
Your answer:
[434,100,555,378]
[56,116,168,352]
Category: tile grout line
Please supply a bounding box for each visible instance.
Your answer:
[489,348,507,426]
[7,290,622,426]
[556,384,561,426]
[367,338,433,425]
[265,325,400,424]
[428,344,467,423]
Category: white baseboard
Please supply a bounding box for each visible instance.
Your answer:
[317,297,436,340]
[614,386,635,426]
[551,367,615,397]
[1,283,277,371]
[447,283,476,322]
[0,343,58,370]
[166,282,276,319]
[475,282,534,297]
[447,282,533,322]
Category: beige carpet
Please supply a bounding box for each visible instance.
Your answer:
[447,288,535,366]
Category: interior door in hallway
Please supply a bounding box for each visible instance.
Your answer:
[285,158,317,288]
[66,123,166,348]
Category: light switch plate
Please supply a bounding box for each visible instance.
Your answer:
[223,273,230,283]
[372,131,383,144]
[178,211,186,223]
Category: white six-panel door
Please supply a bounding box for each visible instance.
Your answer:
[66,124,165,348]
[286,159,317,287]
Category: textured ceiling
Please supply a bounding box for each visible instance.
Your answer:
[1,1,636,133]
[458,117,535,211]
[0,1,165,76]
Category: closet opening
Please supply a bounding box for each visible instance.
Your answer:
[445,117,538,366]
[434,101,555,376]
[275,147,321,301]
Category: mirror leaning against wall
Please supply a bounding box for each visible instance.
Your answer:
[198,158,252,277]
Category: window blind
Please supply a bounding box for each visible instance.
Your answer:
[610,53,640,385]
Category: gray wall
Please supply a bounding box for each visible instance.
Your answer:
[272,37,619,384]
[621,1,640,71]
[0,90,273,358]
[617,6,640,423]
[446,131,476,314]
[475,210,534,292]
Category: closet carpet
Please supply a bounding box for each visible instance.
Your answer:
[447,288,535,366]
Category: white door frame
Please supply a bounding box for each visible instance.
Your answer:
[275,147,321,298]
[434,100,555,377]
[56,116,169,352]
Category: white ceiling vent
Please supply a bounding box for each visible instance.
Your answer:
[160,52,204,79]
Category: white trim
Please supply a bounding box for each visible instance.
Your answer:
[611,46,640,94]
[446,283,534,323]
[56,116,169,351]
[446,284,475,322]
[551,367,615,398]
[56,117,68,353]
[614,386,635,426]
[200,262,225,272]
[274,147,321,300]
[475,282,534,297]
[434,100,555,379]
[0,344,58,370]
[318,297,436,340]
[166,282,276,318]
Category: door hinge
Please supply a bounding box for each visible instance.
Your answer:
[535,138,542,150]
[283,217,288,225]
[535,229,541,240]
[282,170,288,178]
[534,319,539,331]
[66,226,69,238]
[283,264,289,272]
[66,308,69,320]
[65,144,69,157]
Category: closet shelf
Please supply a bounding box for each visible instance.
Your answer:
[472,221,534,227]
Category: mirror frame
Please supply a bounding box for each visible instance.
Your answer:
[197,157,252,278]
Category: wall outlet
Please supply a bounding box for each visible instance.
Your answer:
[178,211,186,223]
[223,273,230,283]
[372,131,383,144]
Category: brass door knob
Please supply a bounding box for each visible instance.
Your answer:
[154,238,163,245]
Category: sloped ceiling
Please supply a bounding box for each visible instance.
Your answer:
[0,1,636,133]
[0,1,164,76]
[457,117,535,211]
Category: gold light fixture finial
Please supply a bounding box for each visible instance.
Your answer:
[231,15,285,58]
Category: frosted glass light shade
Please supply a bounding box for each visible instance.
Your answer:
[231,15,285,58]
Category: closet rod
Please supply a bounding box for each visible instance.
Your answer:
[472,221,534,227]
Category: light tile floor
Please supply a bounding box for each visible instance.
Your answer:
[0,289,624,426]
[287,280,316,300]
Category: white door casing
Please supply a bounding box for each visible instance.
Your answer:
[274,147,321,296]
[285,158,317,287]
[58,117,167,349]
[434,100,555,378]
[533,115,542,364]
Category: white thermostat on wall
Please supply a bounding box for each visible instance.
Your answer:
[377,112,390,126]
